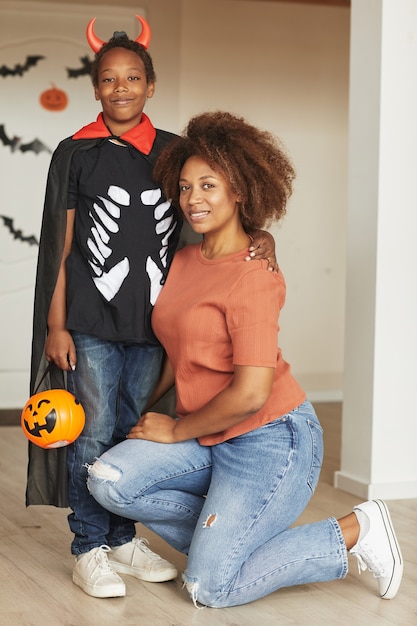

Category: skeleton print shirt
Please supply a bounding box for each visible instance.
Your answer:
[66,138,179,344]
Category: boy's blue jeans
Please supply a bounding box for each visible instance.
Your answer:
[66,331,163,555]
[88,400,348,607]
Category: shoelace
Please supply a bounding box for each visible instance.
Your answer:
[93,545,115,575]
[133,538,164,561]
[350,544,385,578]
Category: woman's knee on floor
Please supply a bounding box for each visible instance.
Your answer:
[182,568,233,609]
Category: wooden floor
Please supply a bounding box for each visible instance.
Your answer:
[0,403,416,625]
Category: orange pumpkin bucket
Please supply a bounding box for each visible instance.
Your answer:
[21,389,85,449]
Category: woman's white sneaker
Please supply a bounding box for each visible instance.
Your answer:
[73,545,126,598]
[350,499,403,599]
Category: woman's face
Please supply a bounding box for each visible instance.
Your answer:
[179,156,240,236]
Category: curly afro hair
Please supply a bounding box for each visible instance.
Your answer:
[90,32,156,87]
[153,111,295,232]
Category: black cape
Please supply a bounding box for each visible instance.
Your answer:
[26,129,177,507]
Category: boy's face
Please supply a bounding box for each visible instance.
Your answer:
[94,47,155,135]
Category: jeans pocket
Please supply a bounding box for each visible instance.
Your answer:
[306,419,324,492]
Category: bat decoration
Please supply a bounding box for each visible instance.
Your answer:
[0,124,52,155]
[0,55,45,77]
[67,55,93,78]
[0,215,39,247]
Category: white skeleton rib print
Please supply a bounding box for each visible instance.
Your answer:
[87,184,175,303]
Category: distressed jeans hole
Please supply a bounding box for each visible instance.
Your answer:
[203,513,217,528]
[89,459,122,482]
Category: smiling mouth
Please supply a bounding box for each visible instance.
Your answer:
[188,211,209,219]
[111,98,132,105]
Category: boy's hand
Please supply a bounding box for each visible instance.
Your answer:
[45,328,77,371]
[246,230,278,272]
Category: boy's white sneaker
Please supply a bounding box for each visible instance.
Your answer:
[350,499,403,599]
[73,545,126,598]
[109,537,178,582]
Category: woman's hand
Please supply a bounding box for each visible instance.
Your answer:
[127,412,178,443]
[246,229,278,272]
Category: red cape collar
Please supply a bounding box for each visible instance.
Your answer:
[72,112,156,155]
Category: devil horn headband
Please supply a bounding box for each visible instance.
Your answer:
[86,14,151,53]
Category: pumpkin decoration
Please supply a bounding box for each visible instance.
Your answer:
[39,83,68,112]
[21,389,85,449]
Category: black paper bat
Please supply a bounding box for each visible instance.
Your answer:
[0,55,45,77]
[0,215,39,246]
[67,55,93,78]
[0,124,52,155]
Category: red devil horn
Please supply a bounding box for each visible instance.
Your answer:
[86,15,151,53]
[135,15,151,50]
[86,18,105,53]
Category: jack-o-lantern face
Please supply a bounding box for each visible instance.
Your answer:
[21,389,85,449]
[39,83,68,112]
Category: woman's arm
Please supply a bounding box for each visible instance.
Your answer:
[246,229,278,272]
[128,364,275,443]
[45,209,76,371]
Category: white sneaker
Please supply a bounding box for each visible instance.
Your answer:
[350,499,403,599]
[109,538,178,582]
[73,546,126,598]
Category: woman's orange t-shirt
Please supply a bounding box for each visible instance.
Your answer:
[152,243,306,445]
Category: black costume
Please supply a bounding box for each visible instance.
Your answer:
[26,115,179,507]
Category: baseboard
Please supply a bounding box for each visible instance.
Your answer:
[0,409,21,426]
[296,372,343,403]
[306,389,344,403]
[334,470,417,500]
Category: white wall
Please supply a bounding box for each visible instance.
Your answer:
[0,0,350,407]
[176,1,349,399]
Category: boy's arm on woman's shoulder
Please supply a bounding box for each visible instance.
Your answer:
[247,229,278,272]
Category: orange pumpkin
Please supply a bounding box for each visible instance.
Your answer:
[21,389,85,449]
[39,83,68,112]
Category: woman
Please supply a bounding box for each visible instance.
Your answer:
[88,111,403,608]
